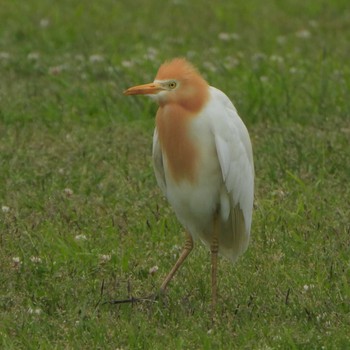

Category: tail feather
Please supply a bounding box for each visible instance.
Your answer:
[219,203,250,262]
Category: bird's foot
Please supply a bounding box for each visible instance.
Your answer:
[106,294,156,305]
[106,288,167,305]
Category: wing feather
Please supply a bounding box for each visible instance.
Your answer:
[152,128,167,196]
[209,87,254,237]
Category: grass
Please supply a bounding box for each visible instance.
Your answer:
[0,0,349,348]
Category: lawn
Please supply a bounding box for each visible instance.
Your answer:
[0,0,349,348]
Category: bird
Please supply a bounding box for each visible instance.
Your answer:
[124,58,254,317]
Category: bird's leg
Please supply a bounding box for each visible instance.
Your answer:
[108,232,193,305]
[210,213,220,321]
[160,231,193,292]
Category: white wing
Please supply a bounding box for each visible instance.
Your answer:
[209,87,254,256]
[152,128,167,196]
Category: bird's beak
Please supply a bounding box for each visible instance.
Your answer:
[123,82,163,96]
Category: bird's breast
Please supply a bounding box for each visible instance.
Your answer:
[156,104,200,184]
[156,102,225,242]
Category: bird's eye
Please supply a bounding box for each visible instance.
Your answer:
[168,81,177,89]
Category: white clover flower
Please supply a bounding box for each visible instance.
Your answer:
[99,254,112,262]
[230,33,240,40]
[308,20,318,28]
[39,18,50,28]
[143,47,158,61]
[75,234,87,241]
[12,256,21,264]
[224,57,239,69]
[27,52,40,61]
[218,32,240,41]
[2,205,10,213]
[121,60,134,68]
[0,52,11,60]
[270,55,284,64]
[203,61,217,72]
[251,52,267,62]
[295,29,311,39]
[48,65,66,75]
[28,307,42,315]
[12,256,22,268]
[75,54,85,61]
[63,188,74,197]
[276,36,287,45]
[171,244,181,252]
[106,66,115,74]
[303,284,315,291]
[316,312,327,322]
[219,32,230,41]
[89,54,104,63]
[30,256,42,264]
[149,265,159,275]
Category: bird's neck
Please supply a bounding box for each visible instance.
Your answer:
[156,104,199,184]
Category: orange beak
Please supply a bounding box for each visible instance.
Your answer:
[123,82,163,96]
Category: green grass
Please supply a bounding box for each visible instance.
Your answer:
[1,0,350,348]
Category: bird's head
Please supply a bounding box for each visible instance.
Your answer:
[124,58,209,112]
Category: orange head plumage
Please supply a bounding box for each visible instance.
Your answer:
[124,58,209,113]
[124,58,211,183]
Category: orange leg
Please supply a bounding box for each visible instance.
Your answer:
[160,231,193,292]
[210,214,220,320]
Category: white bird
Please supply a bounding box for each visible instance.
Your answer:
[124,58,254,317]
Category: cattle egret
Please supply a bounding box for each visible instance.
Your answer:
[124,58,254,317]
